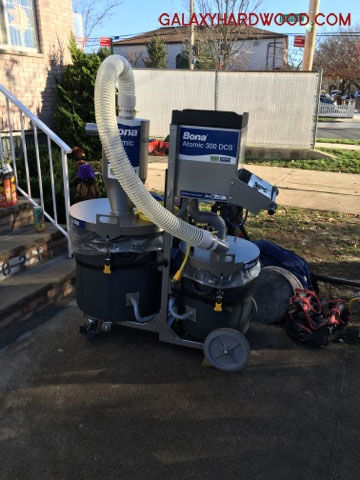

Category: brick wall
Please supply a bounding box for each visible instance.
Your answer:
[0,0,74,131]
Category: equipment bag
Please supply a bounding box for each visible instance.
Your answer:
[287,289,350,346]
[255,241,315,290]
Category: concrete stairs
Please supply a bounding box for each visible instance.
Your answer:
[0,198,75,340]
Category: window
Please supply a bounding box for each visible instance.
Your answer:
[0,0,39,50]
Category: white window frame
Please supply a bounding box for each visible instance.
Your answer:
[0,0,39,52]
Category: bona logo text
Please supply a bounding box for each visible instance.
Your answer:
[118,127,138,136]
[183,130,207,141]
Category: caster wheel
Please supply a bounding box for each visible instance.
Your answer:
[102,321,112,333]
[79,320,98,340]
[204,328,250,372]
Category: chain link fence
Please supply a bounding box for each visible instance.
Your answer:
[133,69,320,149]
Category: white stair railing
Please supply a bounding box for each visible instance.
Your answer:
[0,84,72,256]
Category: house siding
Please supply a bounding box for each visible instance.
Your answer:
[0,0,74,130]
[114,37,286,71]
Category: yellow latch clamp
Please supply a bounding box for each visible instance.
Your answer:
[214,302,223,312]
[103,263,111,274]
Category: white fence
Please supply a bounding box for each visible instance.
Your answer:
[133,69,320,149]
[319,102,355,118]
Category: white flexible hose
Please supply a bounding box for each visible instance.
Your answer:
[94,54,227,251]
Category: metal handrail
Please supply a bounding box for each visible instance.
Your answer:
[0,84,72,153]
[0,83,73,256]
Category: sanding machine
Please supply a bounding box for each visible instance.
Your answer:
[69,55,278,371]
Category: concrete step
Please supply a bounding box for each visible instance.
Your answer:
[0,223,67,279]
[0,197,35,231]
[0,254,75,339]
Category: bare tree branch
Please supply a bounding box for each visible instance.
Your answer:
[73,0,122,38]
[314,27,360,91]
[180,0,264,69]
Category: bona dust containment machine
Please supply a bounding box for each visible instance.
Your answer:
[69,55,279,372]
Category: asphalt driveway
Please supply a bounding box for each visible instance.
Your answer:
[1,298,359,480]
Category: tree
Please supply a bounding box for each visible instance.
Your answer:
[73,0,122,38]
[314,29,360,92]
[54,38,110,160]
[177,41,216,69]
[145,34,168,68]
[182,0,263,70]
[176,50,190,69]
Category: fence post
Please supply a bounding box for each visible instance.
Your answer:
[312,69,322,149]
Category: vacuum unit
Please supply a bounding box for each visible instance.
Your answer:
[69,55,279,372]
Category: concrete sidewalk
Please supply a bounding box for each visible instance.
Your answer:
[316,142,360,150]
[147,161,360,214]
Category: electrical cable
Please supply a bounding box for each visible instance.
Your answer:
[348,295,360,311]
[225,206,248,229]
[314,274,360,289]
[173,243,191,282]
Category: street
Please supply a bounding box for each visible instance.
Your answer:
[317,127,360,140]
[317,119,360,140]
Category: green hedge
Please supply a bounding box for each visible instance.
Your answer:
[53,38,110,161]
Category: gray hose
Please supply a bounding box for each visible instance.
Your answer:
[168,297,194,320]
[129,295,156,323]
[189,200,227,241]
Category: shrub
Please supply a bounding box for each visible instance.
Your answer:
[54,38,110,162]
[145,34,167,68]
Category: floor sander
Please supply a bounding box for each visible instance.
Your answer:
[69,55,279,371]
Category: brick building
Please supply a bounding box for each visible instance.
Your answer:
[0,0,74,130]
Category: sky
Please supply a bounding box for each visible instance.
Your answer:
[87,0,360,42]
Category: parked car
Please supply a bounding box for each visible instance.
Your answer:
[320,94,333,104]
[330,89,342,97]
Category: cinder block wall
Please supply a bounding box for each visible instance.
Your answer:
[0,0,73,130]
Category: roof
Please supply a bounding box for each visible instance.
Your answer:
[113,26,286,46]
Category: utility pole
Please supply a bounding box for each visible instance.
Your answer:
[189,0,195,70]
[302,0,320,71]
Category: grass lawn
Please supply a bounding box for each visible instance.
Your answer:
[245,205,359,306]
[316,138,360,146]
[194,203,360,315]
[245,148,360,174]
[198,203,359,304]
[317,117,341,122]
